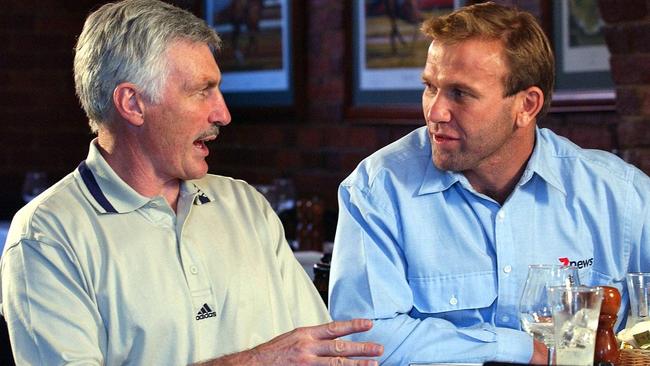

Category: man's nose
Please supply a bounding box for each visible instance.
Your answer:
[211,95,231,126]
[425,95,451,125]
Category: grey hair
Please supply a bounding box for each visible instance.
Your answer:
[74,0,222,133]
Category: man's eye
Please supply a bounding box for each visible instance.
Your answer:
[450,88,469,99]
[422,82,436,94]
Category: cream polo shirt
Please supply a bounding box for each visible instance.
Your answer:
[0,140,330,365]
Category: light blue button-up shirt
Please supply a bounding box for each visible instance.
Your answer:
[330,126,650,365]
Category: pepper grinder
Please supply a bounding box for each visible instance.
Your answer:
[594,286,621,365]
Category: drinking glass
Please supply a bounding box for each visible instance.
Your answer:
[626,272,650,328]
[21,170,49,203]
[548,286,603,366]
[519,264,580,362]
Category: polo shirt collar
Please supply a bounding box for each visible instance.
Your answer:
[76,140,214,214]
[417,127,566,196]
[180,179,213,206]
[76,140,149,213]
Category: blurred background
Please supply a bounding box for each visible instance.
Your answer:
[0,0,648,240]
[0,0,649,364]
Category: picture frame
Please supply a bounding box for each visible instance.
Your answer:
[551,0,615,111]
[346,0,616,123]
[349,0,461,109]
[203,0,296,108]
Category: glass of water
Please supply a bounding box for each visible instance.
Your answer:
[519,264,580,362]
[548,286,603,366]
[626,272,650,328]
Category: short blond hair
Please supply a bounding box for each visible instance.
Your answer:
[421,2,554,116]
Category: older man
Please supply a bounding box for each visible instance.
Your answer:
[0,1,382,365]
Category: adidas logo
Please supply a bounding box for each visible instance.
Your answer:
[195,303,216,320]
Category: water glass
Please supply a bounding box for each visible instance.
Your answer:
[626,272,650,328]
[548,286,603,366]
[519,264,580,351]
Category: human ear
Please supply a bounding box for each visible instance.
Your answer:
[516,86,544,128]
[113,83,146,127]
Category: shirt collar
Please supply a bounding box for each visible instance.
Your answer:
[180,179,213,206]
[418,157,462,195]
[417,127,566,196]
[519,127,566,195]
[76,140,214,214]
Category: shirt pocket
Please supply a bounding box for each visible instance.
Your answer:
[409,271,497,314]
[578,267,615,287]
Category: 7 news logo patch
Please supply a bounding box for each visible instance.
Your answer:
[558,257,594,269]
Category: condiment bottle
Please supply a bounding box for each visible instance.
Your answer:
[594,286,621,365]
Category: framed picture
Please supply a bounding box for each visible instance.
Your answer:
[346,0,615,122]
[551,0,615,110]
[351,0,460,108]
[203,0,294,107]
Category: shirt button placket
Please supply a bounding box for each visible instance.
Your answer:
[497,210,505,221]
[494,207,515,328]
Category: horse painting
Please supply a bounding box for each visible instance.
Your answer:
[383,0,423,54]
[229,0,264,64]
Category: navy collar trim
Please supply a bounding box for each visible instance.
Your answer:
[78,160,118,213]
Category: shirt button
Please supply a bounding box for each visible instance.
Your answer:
[497,210,505,220]
[503,265,512,273]
[190,266,198,275]
[449,296,458,306]
[501,315,510,323]
[149,201,159,208]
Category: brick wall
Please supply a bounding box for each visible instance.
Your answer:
[0,0,92,218]
[0,0,633,224]
[599,0,650,173]
[210,0,621,217]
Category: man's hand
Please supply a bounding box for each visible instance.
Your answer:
[529,338,549,365]
[201,319,383,366]
[251,318,383,365]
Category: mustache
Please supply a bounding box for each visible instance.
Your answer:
[196,125,220,140]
